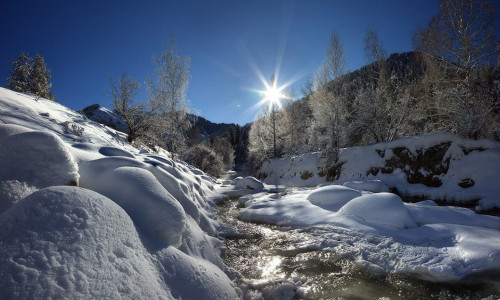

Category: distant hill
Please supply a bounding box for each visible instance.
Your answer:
[79,104,128,133]
[79,105,250,166]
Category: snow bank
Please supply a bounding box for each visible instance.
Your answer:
[0,186,169,299]
[258,153,324,187]
[257,132,500,211]
[0,130,79,188]
[0,87,240,299]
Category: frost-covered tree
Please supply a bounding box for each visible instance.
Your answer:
[313,30,346,91]
[208,136,235,171]
[282,95,313,156]
[353,86,414,144]
[309,30,348,165]
[349,29,415,144]
[248,105,287,170]
[6,53,54,100]
[414,0,498,138]
[110,73,148,143]
[182,144,224,177]
[30,54,54,99]
[148,35,192,154]
[7,53,32,94]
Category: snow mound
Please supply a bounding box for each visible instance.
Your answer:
[0,186,169,299]
[307,185,361,211]
[0,130,79,188]
[98,146,135,158]
[339,193,416,229]
[342,179,390,193]
[233,176,265,190]
[0,123,33,142]
[157,246,240,300]
[80,162,187,248]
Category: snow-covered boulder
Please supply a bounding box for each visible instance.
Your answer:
[0,186,169,299]
[0,131,79,188]
[340,193,416,229]
[233,176,265,190]
[307,185,361,212]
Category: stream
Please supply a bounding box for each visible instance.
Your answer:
[216,190,500,300]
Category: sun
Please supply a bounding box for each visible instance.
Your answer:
[263,84,285,106]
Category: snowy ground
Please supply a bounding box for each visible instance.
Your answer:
[229,176,500,283]
[0,88,241,299]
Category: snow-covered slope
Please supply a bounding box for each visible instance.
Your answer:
[258,132,500,211]
[0,88,240,299]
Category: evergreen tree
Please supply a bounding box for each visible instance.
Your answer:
[6,53,32,93]
[6,52,55,100]
[30,54,54,99]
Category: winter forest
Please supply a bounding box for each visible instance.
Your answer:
[1,0,500,299]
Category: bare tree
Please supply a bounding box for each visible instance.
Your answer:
[414,0,498,138]
[313,30,347,90]
[110,73,148,143]
[309,30,349,166]
[415,0,497,72]
[148,34,192,154]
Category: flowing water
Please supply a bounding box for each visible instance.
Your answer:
[217,195,500,300]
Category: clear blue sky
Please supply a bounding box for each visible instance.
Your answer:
[2,0,496,125]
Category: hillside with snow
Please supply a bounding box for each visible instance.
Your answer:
[0,88,241,299]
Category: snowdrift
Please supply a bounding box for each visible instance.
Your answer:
[0,88,240,299]
[258,132,500,211]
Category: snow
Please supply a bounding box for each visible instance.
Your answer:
[258,131,500,211]
[0,88,239,299]
[0,130,80,188]
[234,176,265,190]
[235,176,500,282]
[80,164,188,248]
[339,193,416,229]
[156,246,240,300]
[342,179,390,193]
[307,185,361,211]
[0,186,169,299]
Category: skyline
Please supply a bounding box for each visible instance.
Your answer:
[2,0,497,125]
